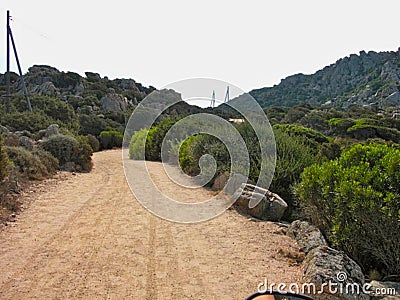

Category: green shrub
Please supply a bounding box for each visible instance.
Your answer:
[78,114,108,136]
[32,148,59,175]
[29,95,77,126]
[145,117,181,161]
[40,134,93,172]
[74,136,93,172]
[87,134,100,152]
[0,135,9,181]
[5,146,49,180]
[273,124,329,144]
[180,134,230,185]
[179,135,199,174]
[270,129,317,217]
[40,134,78,165]
[295,143,400,277]
[1,111,53,132]
[99,130,123,150]
[129,128,148,160]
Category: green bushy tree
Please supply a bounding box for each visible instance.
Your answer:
[295,143,400,277]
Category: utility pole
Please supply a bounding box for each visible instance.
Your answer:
[4,10,32,112]
[5,10,10,113]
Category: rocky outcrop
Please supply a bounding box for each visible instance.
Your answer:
[32,81,60,96]
[237,48,400,109]
[100,89,130,113]
[233,183,287,221]
[303,246,369,300]
[287,220,328,254]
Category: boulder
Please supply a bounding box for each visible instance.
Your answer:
[0,125,10,135]
[212,172,229,191]
[74,82,85,95]
[18,136,34,151]
[303,246,368,300]
[100,93,129,113]
[14,130,33,138]
[33,81,60,96]
[369,281,400,299]
[288,220,328,254]
[234,183,287,221]
[45,124,59,137]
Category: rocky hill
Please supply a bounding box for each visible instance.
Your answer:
[243,48,400,109]
[0,65,154,114]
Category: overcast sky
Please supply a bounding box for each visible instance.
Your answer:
[1,0,400,92]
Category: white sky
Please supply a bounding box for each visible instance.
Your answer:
[1,0,400,92]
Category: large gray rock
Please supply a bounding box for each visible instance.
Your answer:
[303,246,369,300]
[45,124,59,137]
[18,136,34,150]
[212,172,229,191]
[369,281,400,299]
[32,81,59,96]
[74,82,85,95]
[288,220,328,254]
[100,93,129,113]
[0,125,10,135]
[234,183,287,221]
[14,130,33,138]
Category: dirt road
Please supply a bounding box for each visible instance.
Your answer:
[0,150,302,299]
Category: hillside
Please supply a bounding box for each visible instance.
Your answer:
[0,65,205,135]
[243,48,400,109]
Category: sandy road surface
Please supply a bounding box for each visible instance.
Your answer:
[0,150,302,299]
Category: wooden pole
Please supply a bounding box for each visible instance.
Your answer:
[5,10,11,113]
[9,27,32,112]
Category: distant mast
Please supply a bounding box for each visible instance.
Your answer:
[224,86,230,103]
[210,86,229,108]
[211,90,216,108]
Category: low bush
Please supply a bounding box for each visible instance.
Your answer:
[87,134,100,152]
[179,135,199,174]
[40,134,78,165]
[0,111,53,133]
[40,134,93,172]
[145,117,182,161]
[32,148,59,175]
[0,135,9,182]
[129,128,148,160]
[295,143,400,277]
[99,130,123,150]
[5,146,49,180]
[74,136,93,172]
[270,129,317,217]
